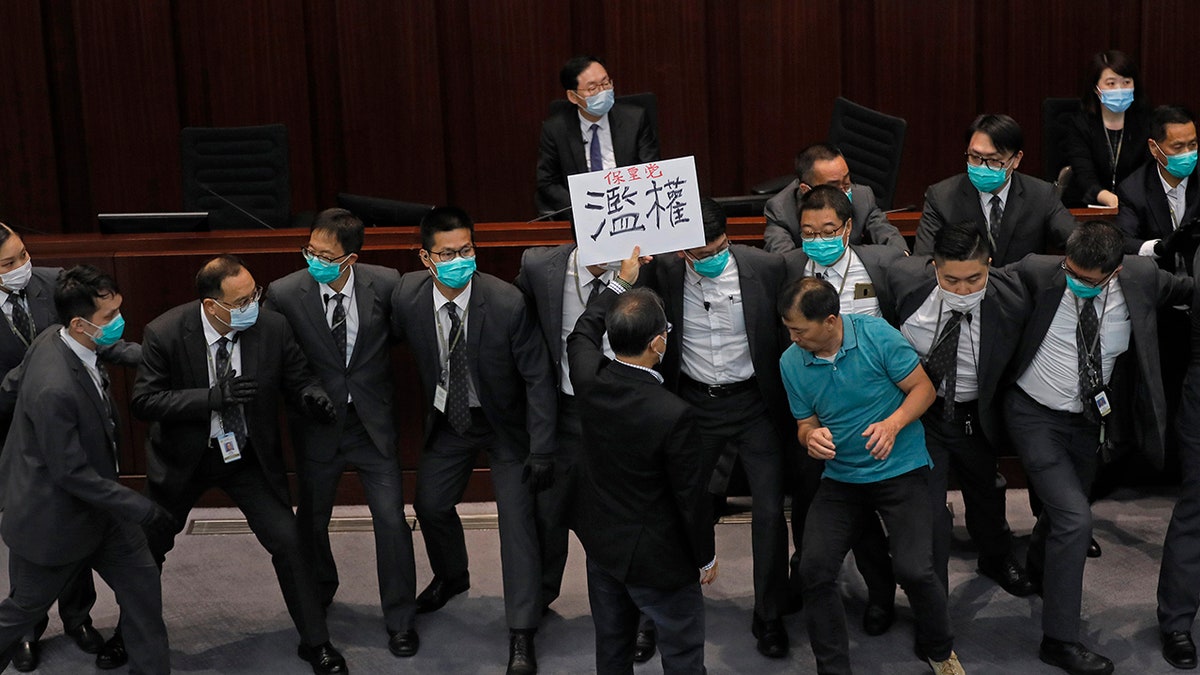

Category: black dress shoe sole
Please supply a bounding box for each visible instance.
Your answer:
[96,642,129,670]
[389,631,420,658]
[1163,641,1199,670]
[1039,648,1114,675]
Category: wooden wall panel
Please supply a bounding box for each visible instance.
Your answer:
[174,0,317,216]
[0,3,61,232]
[1141,0,1200,113]
[71,0,181,218]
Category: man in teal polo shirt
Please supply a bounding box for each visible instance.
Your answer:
[779,276,965,675]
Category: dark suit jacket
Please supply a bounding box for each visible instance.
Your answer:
[535,102,659,215]
[1009,255,1193,469]
[648,246,791,436]
[132,301,324,504]
[915,172,1076,265]
[763,179,909,253]
[885,255,1029,446]
[783,244,905,326]
[265,264,401,461]
[1114,162,1200,273]
[1062,108,1150,206]
[0,329,153,566]
[390,271,556,458]
[567,288,713,589]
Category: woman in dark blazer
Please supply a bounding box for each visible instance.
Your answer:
[1063,50,1151,207]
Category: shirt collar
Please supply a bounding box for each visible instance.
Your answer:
[578,110,610,137]
[199,303,235,346]
[573,249,613,287]
[58,326,98,370]
[980,176,1013,203]
[319,265,356,303]
[1158,167,1189,196]
[613,358,664,383]
[799,315,858,366]
[433,278,472,314]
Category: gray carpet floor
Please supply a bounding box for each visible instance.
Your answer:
[1,487,1192,674]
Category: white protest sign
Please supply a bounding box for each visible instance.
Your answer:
[568,156,705,266]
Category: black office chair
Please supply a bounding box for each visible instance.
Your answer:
[751,97,907,210]
[546,92,658,138]
[336,193,434,228]
[1043,97,1082,197]
[180,124,290,230]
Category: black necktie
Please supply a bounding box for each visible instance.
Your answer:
[586,278,605,306]
[589,123,602,172]
[328,293,347,362]
[926,310,964,420]
[445,303,471,434]
[9,292,33,344]
[1077,298,1102,424]
[97,362,118,469]
[989,195,1004,245]
[215,337,248,447]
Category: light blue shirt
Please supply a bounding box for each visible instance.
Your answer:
[779,314,931,484]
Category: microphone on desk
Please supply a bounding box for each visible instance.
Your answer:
[884,204,917,215]
[527,205,573,223]
[200,184,276,230]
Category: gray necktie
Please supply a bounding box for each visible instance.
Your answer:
[445,303,471,434]
[9,293,33,344]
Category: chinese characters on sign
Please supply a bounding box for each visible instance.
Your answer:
[569,156,705,266]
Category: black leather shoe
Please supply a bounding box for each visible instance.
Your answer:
[96,634,128,670]
[633,627,657,663]
[12,640,37,672]
[507,631,537,675]
[1039,636,1114,675]
[1163,631,1198,669]
[862,602,895,636]
[297,641,348,674]
[978,554,1036,597]
[388,629,419,658]
[1088,538,1102,558]
[66,621,106,654]
[415,574,470,614]
[751,614,789,658]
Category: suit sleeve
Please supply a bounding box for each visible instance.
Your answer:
[535,120,573,215]
[1114,185,1148,254]
[861,193,909,252]
[664,408,715,567]
[1064,114,1105,205]
[509,294,557,457]
[96,340,142,368]
[1156,268,1195,307]
[763,219,799,254]
[131,322,211,421]
[1045,192,1077,248]
[32,385,154,523]
[914,185,945,256]
[278,319,324,406]
[389,282,409,344]
[634,111,660,163]
[567,287,616,394]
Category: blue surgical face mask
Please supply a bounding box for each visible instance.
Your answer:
[1065,274,1105,299]
[227,301,260,330]
[1098,87,1134,114]
[967,162,1009,193]
[433,256,476,289]
[583,89,615,117]
[690,247,730,278]
[802,233,847,267]
[306,254,348,285]
[84,312,125,346]
[1155,141,1199,179]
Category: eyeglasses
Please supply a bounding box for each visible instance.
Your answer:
[965,152,1015,171]
[1060,260,1113,288]
[301,247,351,265]
[800,222,848,241]
[215,286,262,312]
[427,244,476,263]
[662,321,673,335]
[576,78,614,97]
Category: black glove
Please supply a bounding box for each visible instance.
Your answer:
[141,502,179,539]
[208,372,258,409]
[1157,216,1200,257]
[521,454,555,494]
[302,389,336,424]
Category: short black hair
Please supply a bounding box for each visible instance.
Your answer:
[560,55,605,91]
[55,265,119,325]
[700,197,726,243]
[794,143,843,184]
[933,221,991,263]
[798,184,853,224]
[1066,220,1124,274]
[778,276,840,322]
[311,207,364,255]
[419,206,475,251]
[606,288,667,357]
[0,223,16,249]
[967,114,1023,155]
[195,254,246,300]
[1081,50,1144,115]
[1150,105,1196,143]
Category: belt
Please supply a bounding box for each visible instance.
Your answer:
[680,374,757,398]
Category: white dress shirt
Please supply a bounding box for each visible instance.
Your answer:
[577,111,615,172]
[1016,281,1131,412]
[808,249,880,317]
[680,255,754,385]
[432,281,479,407]
[901,286,982,402]
[560,250,614,395]
[200,305,244,440]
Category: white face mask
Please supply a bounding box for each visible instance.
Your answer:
[938,282,986,313]
[0,259,33,292]
[651,334,666,363]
